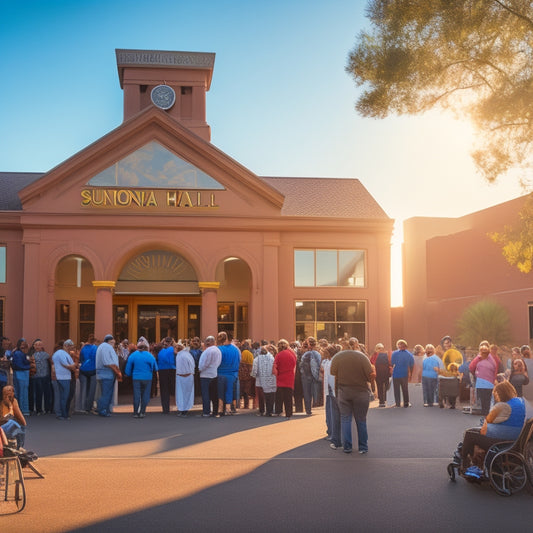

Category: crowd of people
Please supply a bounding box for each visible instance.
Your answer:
[0,332,531,458]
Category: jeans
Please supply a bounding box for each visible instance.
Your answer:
[218,374,236,405]
[375,378,389,404]
[158,369,175,414]
[13,370,30,414]
[275,387,293,418]
[256,386,275,415]
[33,375,53,413]
[79,372,97,412]
[337,386,369,452]
[133,379,152,414]
[97,378,115,415]
[200,377,213,414]
[301,376,314,414]
[477,387,493,416]
[325,394,332,436]
[57,379,71,418]
[422,376,438,406]
[393,376,409,406]
[328,394,342,447]
[2,419,26,448]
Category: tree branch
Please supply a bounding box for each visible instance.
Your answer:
[492,0,533,30]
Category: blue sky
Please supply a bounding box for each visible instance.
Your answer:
[0,0,526,303]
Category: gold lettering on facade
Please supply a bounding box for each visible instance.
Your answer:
[81,189,218,209]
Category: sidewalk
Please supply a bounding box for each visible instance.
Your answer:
[6,384,533,532]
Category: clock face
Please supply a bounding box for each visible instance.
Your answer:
[151,85,176,110]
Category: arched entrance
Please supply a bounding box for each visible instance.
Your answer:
[113,250,201,343]
[215,257,252,340]
[55,255,96,344]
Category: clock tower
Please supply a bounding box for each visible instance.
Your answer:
[115,49,215,141]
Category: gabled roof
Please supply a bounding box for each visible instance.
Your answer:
[0,172,43,210]
[16,106,285,210]
[261,177,390,219]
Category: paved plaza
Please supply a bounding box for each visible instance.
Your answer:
[5,384,533,532]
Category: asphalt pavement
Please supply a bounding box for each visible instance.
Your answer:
[4,384,533,532]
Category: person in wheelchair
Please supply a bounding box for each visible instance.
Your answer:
[0,385,27,450]
[458,381,525,469]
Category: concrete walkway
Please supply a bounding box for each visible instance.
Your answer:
[4,384,533,532]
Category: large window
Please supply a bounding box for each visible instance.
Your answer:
[294,249,365,287]
[295,300,366,343]
[55,301,70,342]
[218,302,248,340]
[0,246,5,283]
[79,303,95,343]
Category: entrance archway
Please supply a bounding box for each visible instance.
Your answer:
[55,255,95,344]
[215,257,252,340]
[114,249,200,343]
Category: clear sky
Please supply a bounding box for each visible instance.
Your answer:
[0,0,526,305]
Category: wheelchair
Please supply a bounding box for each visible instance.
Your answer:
[447,417,533,496]
[0,455,26,514]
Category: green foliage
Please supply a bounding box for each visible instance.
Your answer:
[490,193,533,273]
[455,299,511,348]
[347,1,533,182]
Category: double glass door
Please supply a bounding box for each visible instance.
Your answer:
[137,305,178,342]
[113,297,201,343]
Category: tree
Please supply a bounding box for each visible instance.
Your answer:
[490,193,533,272]
[346,1,533,184]
[455,299,511,348]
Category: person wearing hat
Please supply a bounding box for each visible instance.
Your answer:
[95,335,122,417]
[52,339,77,420]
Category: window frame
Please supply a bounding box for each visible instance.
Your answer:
[294,300,367,343]
[294,248,366,288]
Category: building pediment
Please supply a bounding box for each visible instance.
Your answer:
[18,106,285,215]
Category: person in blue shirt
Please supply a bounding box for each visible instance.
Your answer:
[79,335,97,413]
[422,344,444,407]
[157,337,176,414]
[216,332,241,416]
[391,339,415,408]
[11,339,31,416]
[125,337,158,418]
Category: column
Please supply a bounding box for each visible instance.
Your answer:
[22,238,41,343]
[199,282,219,338]
[262,235,280,340]
[92,281,116,341]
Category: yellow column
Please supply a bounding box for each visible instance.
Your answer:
[92,281,116,342]
[198,282,220,339]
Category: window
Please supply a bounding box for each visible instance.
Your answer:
[113,305,129,341]
[55,301,70,343]
[79,303,95,343]
[295,300,366,343]
[0,298,4,336]
[0,246,5,283]
[217,302,248,340]
[294,249,365,287]
[528,302,533,340]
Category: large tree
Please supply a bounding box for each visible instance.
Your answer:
[346,0,533,184]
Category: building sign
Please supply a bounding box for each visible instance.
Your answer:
[80,188,218,209]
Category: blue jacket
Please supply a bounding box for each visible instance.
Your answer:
[11,349,31,371]
[157,346,176,370]
[125,350,158,380]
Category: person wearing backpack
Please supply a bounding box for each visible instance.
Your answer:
[300,337,322,416]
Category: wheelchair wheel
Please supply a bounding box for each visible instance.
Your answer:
[489,452,527,496]
[447,463,456,481]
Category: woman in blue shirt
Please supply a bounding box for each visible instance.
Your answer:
[125,337,158,418]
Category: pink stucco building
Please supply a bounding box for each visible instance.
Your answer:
[401,195,533,347]
[0,49,393,350]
